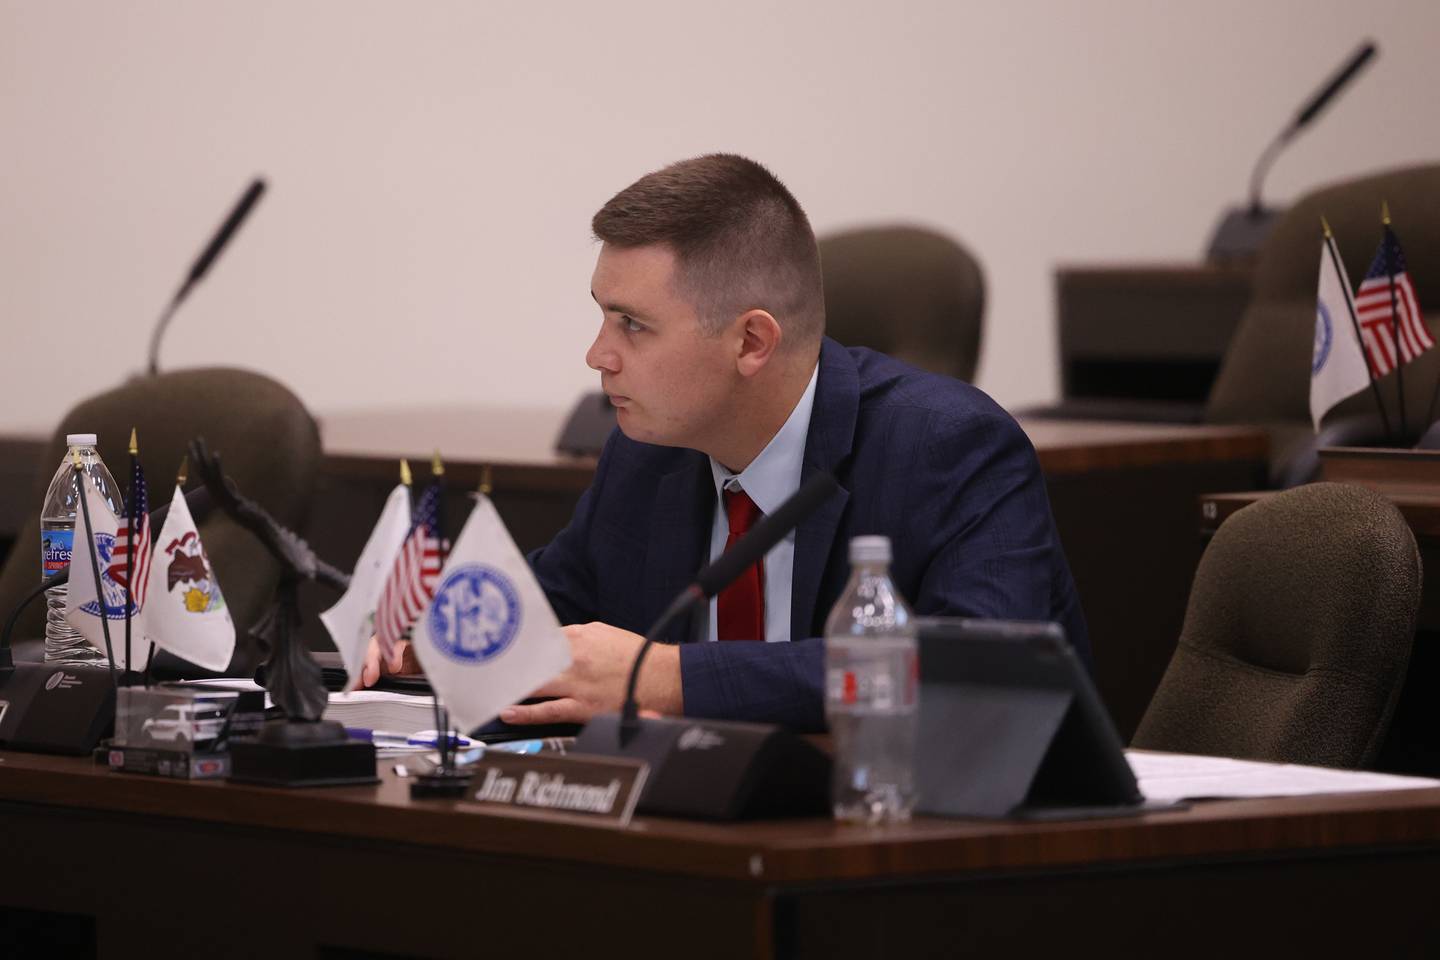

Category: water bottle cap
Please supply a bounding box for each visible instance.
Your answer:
[849,535,891,564]
[66,433,97,447]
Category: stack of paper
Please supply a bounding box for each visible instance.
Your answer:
[1127,750,1440,803]
[322,690,438,735]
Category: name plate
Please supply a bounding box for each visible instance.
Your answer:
[465,752,649,826]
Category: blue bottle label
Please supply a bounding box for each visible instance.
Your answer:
[41,529,73,580]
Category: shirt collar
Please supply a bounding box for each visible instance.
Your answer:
[709,363,820,516]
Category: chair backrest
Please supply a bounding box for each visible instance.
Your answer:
[1205,164,1440,454]
[0,368,321,672]
[818,225,984,381]
[1131,482,1419,768]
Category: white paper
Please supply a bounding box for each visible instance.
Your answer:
[1128,750,1440,803]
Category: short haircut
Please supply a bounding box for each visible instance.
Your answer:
[592,154,825,348]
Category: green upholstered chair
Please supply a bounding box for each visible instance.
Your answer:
[0,368,321,673]
[1132,482,1419,768]
[818,225,985,381]
[1205,164,1440,486]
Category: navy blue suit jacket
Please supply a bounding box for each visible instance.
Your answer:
[529,338,1087,732]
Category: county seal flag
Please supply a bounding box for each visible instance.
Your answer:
[409,493,571,734]
[319,482,412,690]
[64,471,131,664]
[141,483,235,672]
[1311,232,1372,430]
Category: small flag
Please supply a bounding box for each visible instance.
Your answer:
[141,484,235,672]
[319,483,412,690]
[1354,223,1433,377]
[409,493,571,734]
[107,457,151,611]
[64,472,131,664]
[374,481,443,663]
[1311,232,1373,429]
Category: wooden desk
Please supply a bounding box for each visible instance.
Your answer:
[2,751,1439,958]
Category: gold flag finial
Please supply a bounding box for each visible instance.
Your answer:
[176,455,188,487]
[478,464,493,496]
[1321,215,1334,238]
[432,449,445,478]
[1382,200,1392,225]
[128,428,138,456]
[399,458,413,487]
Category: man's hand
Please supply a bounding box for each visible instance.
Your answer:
[358,636,422,688]
[499,622,683,726]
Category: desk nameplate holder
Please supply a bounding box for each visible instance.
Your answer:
[462,752,647,827]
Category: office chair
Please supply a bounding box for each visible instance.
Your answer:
[1132,482,1419,768]
[0,368,322,673]
[1204,163,1440,486]
[818,225,985,381]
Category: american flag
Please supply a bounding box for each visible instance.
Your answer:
[374,481,443,661]
[1354,224,1432,378]
[107,458,151,611]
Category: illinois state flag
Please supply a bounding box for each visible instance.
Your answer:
[409,494,571,734]
[141,484,235,672]
[319,483,412,690]
[65,472,133,665]
[1311,234,1373,429]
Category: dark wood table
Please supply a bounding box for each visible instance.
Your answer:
[3,750,1440,958]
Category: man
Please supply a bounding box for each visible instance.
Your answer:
[364,153,1087,732]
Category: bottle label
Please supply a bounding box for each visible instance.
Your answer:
[41,528,74,580]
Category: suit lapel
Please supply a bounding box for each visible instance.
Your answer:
[642,452,713,642]
[790,339,860,642]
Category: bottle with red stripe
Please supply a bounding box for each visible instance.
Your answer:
[824,536,917,824]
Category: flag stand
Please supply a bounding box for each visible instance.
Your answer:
[1323,218,1394,442]
[122,429,138,687]
[1382,204,1409,439]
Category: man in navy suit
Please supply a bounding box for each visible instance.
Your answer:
[366,154,1085,732]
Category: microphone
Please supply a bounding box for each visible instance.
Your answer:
[1207,40,1377,260]
[146,178,268,375]
[617,470,840,743]
[570,472,839,820]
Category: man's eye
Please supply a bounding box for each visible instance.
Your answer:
[622,316,645,333]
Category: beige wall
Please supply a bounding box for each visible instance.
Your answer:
[3,0,1438,435]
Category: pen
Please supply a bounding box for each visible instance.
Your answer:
[344,728,477,749]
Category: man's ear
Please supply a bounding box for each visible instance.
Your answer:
[734,309,782,377]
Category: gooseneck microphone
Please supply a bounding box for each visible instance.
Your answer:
[617,470,839,744]
[1247,41,1377,215]
[1208,40,1377,260]
[146,178,268,375]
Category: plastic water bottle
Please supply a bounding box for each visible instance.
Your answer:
[41,433,124,665]
[824,535,918,823]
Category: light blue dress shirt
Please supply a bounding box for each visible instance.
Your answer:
[703,363,820,643]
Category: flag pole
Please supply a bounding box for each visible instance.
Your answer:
[1382,202,1409,440]
[123,428,138,685]
[73,451,118,689]
[1324,217,1393,441]
[431,450,452,769]
[143,455,186,688]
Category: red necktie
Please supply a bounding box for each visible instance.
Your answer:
[717,487,765,641]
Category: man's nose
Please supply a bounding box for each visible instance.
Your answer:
[586,325,619,374]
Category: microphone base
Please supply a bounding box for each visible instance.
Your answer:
[574,713,830,820]
[1206,205,1284,262]
[0,662,116,756]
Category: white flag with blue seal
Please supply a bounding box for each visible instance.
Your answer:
[319,482,412,690]
[1311,233,1372,430]
[410,493,571,734]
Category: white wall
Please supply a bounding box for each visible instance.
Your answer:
[3,0,1438,434]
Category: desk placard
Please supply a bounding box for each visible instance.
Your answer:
[464,753,648,825]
